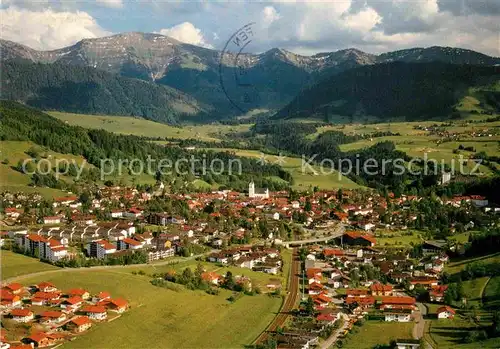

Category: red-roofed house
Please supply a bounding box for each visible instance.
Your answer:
[65,316,92,333]
[39,311,66,325]
[60,296,83,311]
[92,291,111,303]
[118,238,144,250]
[308,282,324,295]
[0,290,21,308]
[437,306,456,319]
[10,308,34,323]
[31,292,60,306]
[67,289,90,300]
[37,282,58,293]
[430,285,448,303]
[323,249,344,258]
[313,294,332,307]
[99,298,129,313]
[88,240,116,259]
[343,231,376,246]
[370,283,393,296]
[81,305,107,320]
[2,283,24,294]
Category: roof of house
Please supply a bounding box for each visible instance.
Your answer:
[379,296,416,305]
[437,305,456,314]
[323,248,344,257]
[40,310,64,318]
[81,305,107,313]
[64,296,83,305]
[3,283,23,292]
[370,283,393,292]
[37,281,56,289]
[11,308,33,317]
[123,238,142,246]
[69,316,92,326]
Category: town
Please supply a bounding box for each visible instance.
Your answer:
[1,179,499,349]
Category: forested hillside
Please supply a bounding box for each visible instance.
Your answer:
[275,62,500,121]
[0,102,291,191]
[0,60,211,124]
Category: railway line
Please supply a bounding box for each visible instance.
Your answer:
[255,248,301,344]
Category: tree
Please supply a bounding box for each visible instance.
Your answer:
[305,296,315,315]
[224,271,235,290]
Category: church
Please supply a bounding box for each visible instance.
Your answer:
[248,181,269,199]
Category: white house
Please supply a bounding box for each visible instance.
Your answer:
[437,306,455,319]
[10,308,34,323]
[384,309,412,322]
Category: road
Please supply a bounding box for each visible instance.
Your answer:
[255,248,300,344]
[319,313,350,349]
[2,251,213,284]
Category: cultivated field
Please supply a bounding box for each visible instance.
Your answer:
[49,111,251,142]
[8,269,282,349]
[342,321,413,349]
[1,250,60,280]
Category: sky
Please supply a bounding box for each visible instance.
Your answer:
[1,0,499,56]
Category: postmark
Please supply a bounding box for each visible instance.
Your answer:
[219,22,262,113]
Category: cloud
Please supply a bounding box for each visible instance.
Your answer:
[0,7,110,50]
[157,22,213,48]
[262,6,281,26]
[96,0,123,9]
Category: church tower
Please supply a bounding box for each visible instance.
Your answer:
[248,181,255,198]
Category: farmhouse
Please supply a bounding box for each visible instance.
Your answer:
[10,309,34,323]
[39,311,66,325]
[437,306,455,319]
[2,283,24,294]
[22,332,61,348]
[99,298,129,313]
[60,296,83,311]
[81,305,108,320]
[67,288,90,300]
[66,316,92,333]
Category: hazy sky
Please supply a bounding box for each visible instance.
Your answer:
[1,0,499,56]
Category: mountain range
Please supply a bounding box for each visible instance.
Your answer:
[1,32,500,123]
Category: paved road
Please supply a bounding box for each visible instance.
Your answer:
[2,251,212,284]
[320,313,350,349]
[255,248,300,344]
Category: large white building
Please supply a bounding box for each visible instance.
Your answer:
[248,181,269,199]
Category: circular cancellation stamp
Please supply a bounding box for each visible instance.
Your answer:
[219,22,261,114]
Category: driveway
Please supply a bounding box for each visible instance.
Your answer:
[320,313,350,349]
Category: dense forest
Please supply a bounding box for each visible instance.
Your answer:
[0,60,211,124]
[275,62,500,121]
[0,101,291,191]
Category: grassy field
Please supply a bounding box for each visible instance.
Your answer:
[0,140,159,196]
[375,230,424,247]
[208,148,362,190]
[483,276,500,310]
[8,269,282,349]
[342,321,413,349]
[49,111,251,142]
[0,140,87,197]
[462,276,490,308]
[445,253,500,275]
[1,250,60,280]
[427,317,500,349]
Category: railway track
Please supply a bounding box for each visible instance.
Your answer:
[255,248,300,344]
